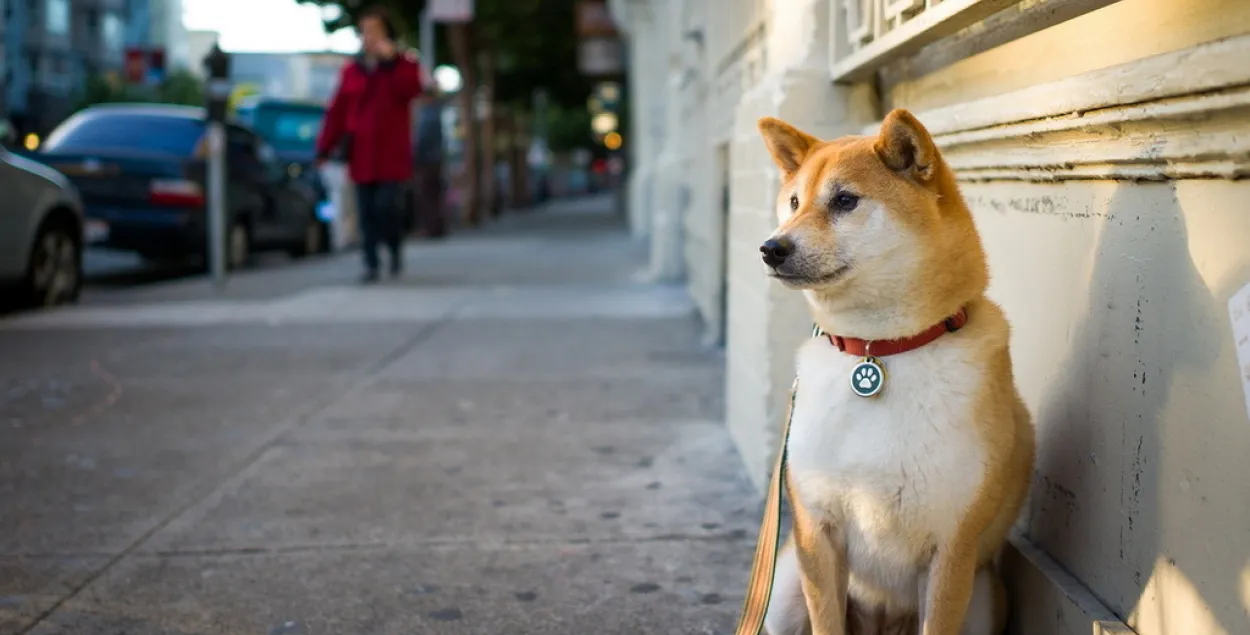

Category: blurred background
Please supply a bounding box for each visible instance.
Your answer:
[3,1,1250,634]
[0,0,628,297]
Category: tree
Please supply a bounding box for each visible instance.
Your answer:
[75,69,205,111]
[296,0,592,111]
[296,0,600,222]
[159,69,207,106]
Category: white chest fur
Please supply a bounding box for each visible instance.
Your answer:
[786,335,987,603]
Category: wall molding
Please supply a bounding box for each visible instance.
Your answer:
[831,0,1028,82]
[1004,535,1138,635]
[860,34,1250,181]
[878,0,1122,90]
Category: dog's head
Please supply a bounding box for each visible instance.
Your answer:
[756,108,988,336]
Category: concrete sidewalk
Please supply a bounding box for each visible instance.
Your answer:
[0,195,759,634]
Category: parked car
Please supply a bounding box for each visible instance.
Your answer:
[235,95,432,236]
[233,97,335,234]
[36,103,326,269]
[0,118,85,308]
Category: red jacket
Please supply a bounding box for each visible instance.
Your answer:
[316,51,423,184]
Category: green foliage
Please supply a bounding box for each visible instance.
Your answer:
[545,105,592,153]
[295,0,597,112]
[75,69,206,110]
[475,0,592,110]
[159,69,207,106]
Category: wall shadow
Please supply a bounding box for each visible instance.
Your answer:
[1024,180,1250,634]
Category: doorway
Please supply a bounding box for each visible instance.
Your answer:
[713,143,731,348]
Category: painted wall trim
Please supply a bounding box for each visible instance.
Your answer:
[831,0,1027,82]
[858,34,1250,181]
[1004,535,1138,635]
[878,0,1123,88]
[863,32,1250,136]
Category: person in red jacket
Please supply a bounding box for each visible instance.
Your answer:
[316,5,423,283]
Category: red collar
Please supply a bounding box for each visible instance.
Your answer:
[825,307,968,357]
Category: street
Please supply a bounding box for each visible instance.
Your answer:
[80,249,296,297]
[0,195,757,634]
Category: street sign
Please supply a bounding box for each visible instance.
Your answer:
[124,47,166,86]
[578,38,624,75]
[576,1,618,38]
[429,0,474,22]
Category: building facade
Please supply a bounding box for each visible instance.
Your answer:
[3,0,181,134]
[74,0,129,77]
[226,52,352,105]
[184,28,217,76]
[611,0,1250,633]
[125,0,190,72]
[4,0,80,133]
[0,0,8,116]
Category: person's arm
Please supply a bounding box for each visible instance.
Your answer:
[315,65,351,163]
[388,51,424,104]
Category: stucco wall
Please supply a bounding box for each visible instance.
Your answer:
[878,1,1250,632]
[724,0,878,488]
[970,179,1250,635]
[618,0,1250,631]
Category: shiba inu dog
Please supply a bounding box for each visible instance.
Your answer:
[755,109,1036,635]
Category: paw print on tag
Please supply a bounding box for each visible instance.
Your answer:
[855,367,877,389]
[849,358,885,397]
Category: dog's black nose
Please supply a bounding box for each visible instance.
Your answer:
[760,238,793,268]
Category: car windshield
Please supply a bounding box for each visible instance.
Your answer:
[251,106,324,154]
[42,111,205,155]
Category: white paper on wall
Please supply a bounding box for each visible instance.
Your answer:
[1229,281,1250,422]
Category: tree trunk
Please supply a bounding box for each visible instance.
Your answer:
[448,22,482,226]
[509,111,531,209]
[479,51,500,219]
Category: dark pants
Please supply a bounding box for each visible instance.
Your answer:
[356,181,403,273]
[411,162,446,238]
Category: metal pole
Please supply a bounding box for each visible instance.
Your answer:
[420,8,436,71]
[206,121,227,288]
[203,46,232,289]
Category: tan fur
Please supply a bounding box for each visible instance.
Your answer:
[757,110,1035,635]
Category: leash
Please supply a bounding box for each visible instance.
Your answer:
[733,324,822,635]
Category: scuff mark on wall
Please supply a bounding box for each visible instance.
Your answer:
[965,194,1111,219]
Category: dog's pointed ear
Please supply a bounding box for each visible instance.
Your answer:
[875,109,938,183]
[758,117,819,178]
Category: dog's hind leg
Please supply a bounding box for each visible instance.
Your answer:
[764,536,811,635]
[959,567,1001,635]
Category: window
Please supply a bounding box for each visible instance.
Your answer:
[256,108,326,153]
[102,12,124,56]
[227,125,284,181]
[226,125,257,157]
[43,112,207,156]
[44,0,69,35]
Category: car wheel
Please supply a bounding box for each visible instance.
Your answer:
[288,219,324,258]
[24,217,81,308]
[227,221,251,270]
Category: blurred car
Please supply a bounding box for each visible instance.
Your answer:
[234,97,336,233]
[36,103,326,269]
[0,118,85,308]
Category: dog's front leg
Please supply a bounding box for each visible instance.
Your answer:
[919,535,978,635]
[790,494,848,635]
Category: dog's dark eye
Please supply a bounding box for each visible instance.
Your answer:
[831,192,859,213]
[789,195,799,211]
